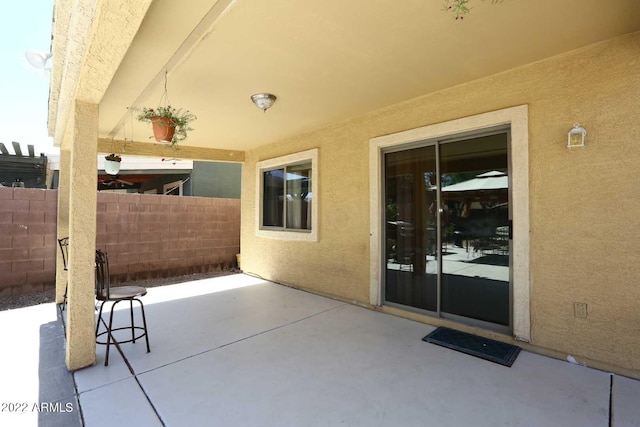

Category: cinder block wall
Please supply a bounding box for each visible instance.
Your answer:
[0,187,58,296]
[0,188,240,296]
[97,193,240,283]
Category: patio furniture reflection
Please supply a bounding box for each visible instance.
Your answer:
[387,221,415,271]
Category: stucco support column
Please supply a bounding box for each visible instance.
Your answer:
[55,147,71,304]
[65,101,98,370]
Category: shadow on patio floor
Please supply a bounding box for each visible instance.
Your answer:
[2,273,640,426]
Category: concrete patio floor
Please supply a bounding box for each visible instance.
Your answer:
[1,273,639,426]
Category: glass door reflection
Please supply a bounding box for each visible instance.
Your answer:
[439,136,510,326]
[384,146,437,312]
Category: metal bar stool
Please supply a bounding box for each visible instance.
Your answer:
[94,250,150,366]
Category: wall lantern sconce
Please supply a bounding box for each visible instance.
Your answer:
[251,93,277,112]
[567,124,586,150]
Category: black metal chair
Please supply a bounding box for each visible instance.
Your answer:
[57,237,69,310]
[95,250,150,366]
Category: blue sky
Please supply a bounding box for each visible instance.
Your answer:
[0,1,57,155]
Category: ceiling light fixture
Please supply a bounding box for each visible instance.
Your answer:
[251,93,277,112]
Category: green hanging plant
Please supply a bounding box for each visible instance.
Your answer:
[443,0,504,20]
[136,105,197,146]
[134,70,197,147]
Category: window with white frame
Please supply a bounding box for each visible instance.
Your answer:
[256,149,318,241]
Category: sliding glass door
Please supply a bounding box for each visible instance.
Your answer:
[383,131,511,331]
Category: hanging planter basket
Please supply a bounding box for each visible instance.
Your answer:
[151,116,176,143]
[134,72,197,147]
[104,154,122,175]
[104,160,121,175]
[136,106,196,147]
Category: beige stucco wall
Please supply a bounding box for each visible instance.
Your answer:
[241,32,640,372]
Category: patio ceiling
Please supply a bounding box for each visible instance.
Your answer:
[65,0,640,152]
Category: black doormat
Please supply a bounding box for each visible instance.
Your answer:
[422,327,521,367]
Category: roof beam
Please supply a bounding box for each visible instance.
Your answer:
[97,138,244,163]
[49,0,154,143]
[47,0,71,139]
[107,0,236,139]
[0,156,46,165]
[12,141,23,157]
[0,143,8,155]
[28,145,35,157]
